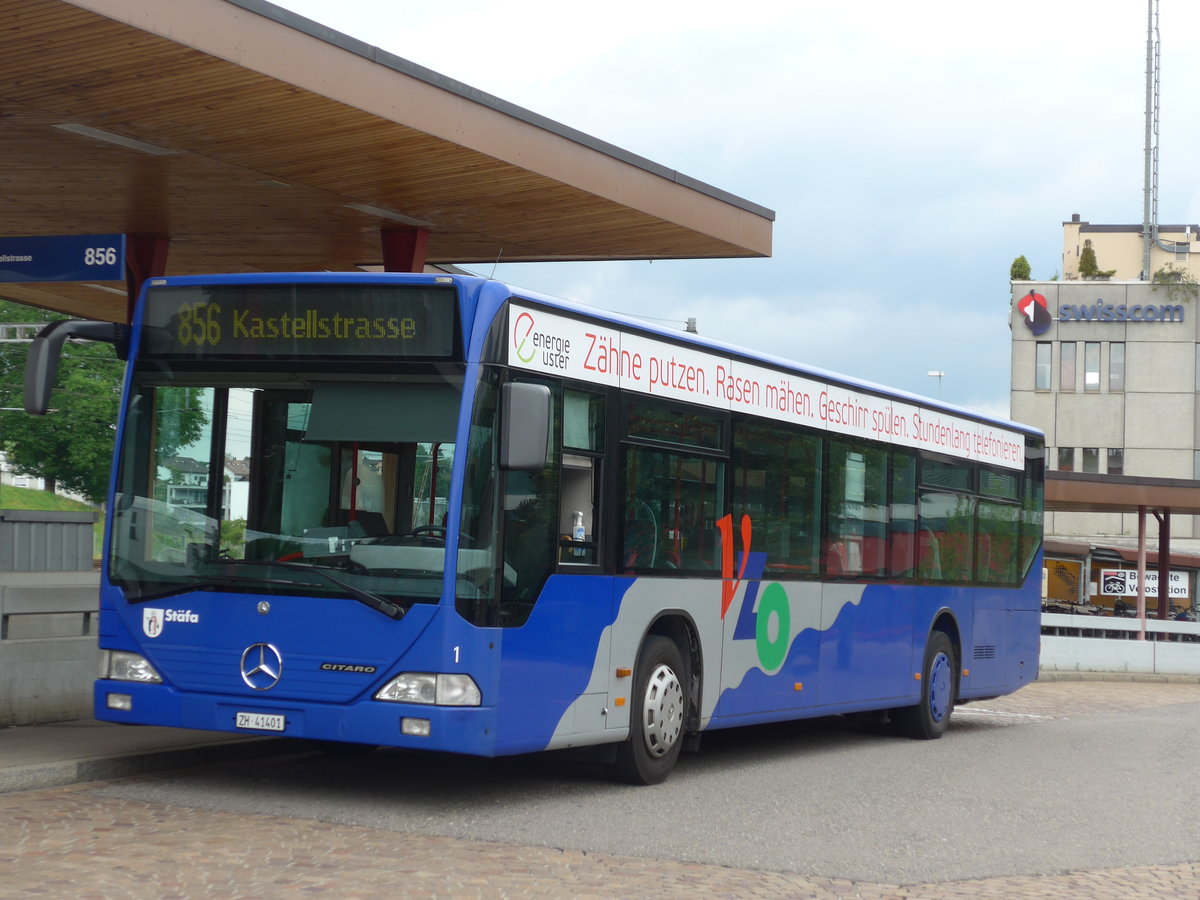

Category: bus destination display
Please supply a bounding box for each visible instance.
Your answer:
[141,283,457,359]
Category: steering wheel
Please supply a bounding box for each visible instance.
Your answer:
[409,525,447,544]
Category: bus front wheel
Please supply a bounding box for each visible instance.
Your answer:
[893,630,955,740]
[609,636,687,785]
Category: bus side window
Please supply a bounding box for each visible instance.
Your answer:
[621,446,723,572]
[500,378,562,623]
[559,390,604,566]
[559,455,598,564]
[823,440,887,578]
[731,418,821,577]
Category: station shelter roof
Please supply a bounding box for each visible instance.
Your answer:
[1046,471,1200,601]
[1046,471,1200,517]
[0,0,774,324]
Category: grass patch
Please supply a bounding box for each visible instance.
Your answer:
[0,484,102,558]
[0,483,97,512]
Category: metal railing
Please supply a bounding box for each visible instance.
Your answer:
[1042,611,1200,642]
[0,323,42,343]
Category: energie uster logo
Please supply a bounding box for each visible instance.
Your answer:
[1017,290,1052,335]
[513,311,536,363]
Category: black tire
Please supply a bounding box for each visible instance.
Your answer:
[609,636,687,785]
[893,630,956,740]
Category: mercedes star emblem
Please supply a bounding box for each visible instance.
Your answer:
[240,642,283,691]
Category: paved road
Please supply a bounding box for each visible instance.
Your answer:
[3,679,1200,897]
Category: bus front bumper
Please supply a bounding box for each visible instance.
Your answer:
[94,680,501,756]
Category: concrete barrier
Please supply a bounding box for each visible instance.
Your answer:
[0,509,100,725]
[1041,612,1200,677]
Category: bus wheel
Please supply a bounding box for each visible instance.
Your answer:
[893,630,955,740]
[609,636,687,785]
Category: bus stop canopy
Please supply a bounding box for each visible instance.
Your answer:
[1045,470,1200,621]
[1045,471,1200,516]
[0,0,774,323]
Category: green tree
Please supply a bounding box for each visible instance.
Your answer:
[1009,255,1031,281]
[1,297,213,505]
[0,300,125,502]
[1152,262,1199,302]
[1078,239,1115,279]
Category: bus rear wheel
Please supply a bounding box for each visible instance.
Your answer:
[893,630,955,740]
[609,635,687,785]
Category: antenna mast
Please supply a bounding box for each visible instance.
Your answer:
[1141,0,1160,279]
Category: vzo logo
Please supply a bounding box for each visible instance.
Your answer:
[717,514,792,673]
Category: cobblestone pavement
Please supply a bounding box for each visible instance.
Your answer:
[2,679,1199,899]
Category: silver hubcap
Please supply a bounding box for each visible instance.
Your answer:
[640,662,683,758]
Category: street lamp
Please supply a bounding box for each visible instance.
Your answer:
[927,370,946,399]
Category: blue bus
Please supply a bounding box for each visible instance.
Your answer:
[26,272,1043,784]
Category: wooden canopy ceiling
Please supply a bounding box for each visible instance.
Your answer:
[0,0,774,323]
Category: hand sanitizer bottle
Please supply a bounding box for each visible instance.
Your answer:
[572,511,586,557]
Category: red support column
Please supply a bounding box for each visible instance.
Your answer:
[380,228,429,273]
[124,235,170,323]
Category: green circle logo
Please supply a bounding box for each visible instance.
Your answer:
[755,582,790,671]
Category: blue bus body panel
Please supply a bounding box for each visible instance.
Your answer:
[96,557,1041,754]
[492,576,627,753]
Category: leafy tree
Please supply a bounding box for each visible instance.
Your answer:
[0,300,125,502]
[1151,262,1197,285]
[1,299,208,504]
[1078,240,1115,279]
[1009,255,1031,281]
[1152,262,1199,302]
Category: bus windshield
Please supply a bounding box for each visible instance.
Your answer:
[109,369,465,611]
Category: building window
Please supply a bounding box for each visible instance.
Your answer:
[1109,343,1125,393]
[1107,448,1124,476]
[1035,343,1052,391]
[1057,447,1075,472]
[1195,451,1200,481]
[1082,448,1099,474]
[1060,342,1076,392]
[1084,343,1100,391]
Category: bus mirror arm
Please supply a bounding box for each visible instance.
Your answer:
[23,320,130,415]
[500,382,551,471]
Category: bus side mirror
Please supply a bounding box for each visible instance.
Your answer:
[24,320,129,415]
[500,382,551,470]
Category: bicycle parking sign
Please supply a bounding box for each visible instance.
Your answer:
[1100,568,1189,599]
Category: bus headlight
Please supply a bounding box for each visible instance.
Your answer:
[374,673,481,706]
[101,650,163,684]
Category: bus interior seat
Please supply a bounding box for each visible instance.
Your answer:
[344,511,388,537]
[623,519,656,569]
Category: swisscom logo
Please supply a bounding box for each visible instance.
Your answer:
[1017,290,1052,335]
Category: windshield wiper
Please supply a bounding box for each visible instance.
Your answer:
[124,574,300,604]
[223,559,405,620]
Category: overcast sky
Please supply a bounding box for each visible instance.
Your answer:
[277,0,1200,419]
